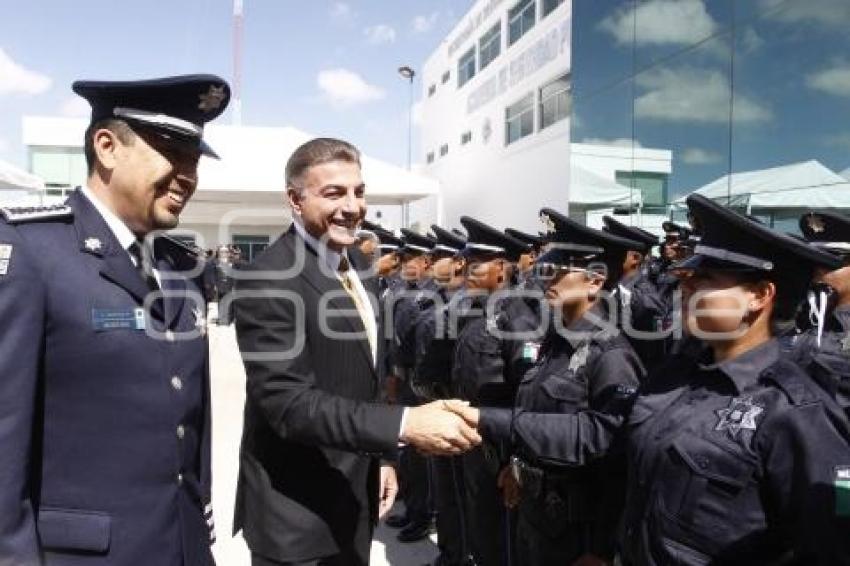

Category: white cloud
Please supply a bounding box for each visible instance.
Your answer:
[759,0,850,27]
[0,137,9,154]
[317,68,385,109]
[681,147,722,165]
[412,12,440,34]
[600,0,717,46]
[364,24,396,45]
[329,2,352,20]
[60,96,90,117]
[807,64,850,98]
[0,47,51,96]
[635,67,771,123]
[580,138,643,149]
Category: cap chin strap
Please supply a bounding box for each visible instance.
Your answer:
[694,244,774,271]
[807,288,830,348]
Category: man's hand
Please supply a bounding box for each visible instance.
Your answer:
[378,465,398,519]
[400,400,481,455]
[442,399,480,428]
[497,465,521,509]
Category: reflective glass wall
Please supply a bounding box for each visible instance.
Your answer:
[571,0,850,232]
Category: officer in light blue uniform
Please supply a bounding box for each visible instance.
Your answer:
[0,74,230,566]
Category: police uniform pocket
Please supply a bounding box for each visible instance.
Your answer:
[540,377,586,412]
[658,434,756,543]
[38,507,111,553]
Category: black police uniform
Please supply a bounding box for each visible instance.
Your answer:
[411,226,469,566]
[450,217,529,566]
[0,75,229,566]
[476,209,645,566]
[602,216,669,372]
[391,230,438,539]
[619,194,850,566]
[783,211,850,421]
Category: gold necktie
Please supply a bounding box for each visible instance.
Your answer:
[338,256,377,361]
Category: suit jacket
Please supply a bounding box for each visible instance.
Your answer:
[0,189,214,566]
[233,226,404,564]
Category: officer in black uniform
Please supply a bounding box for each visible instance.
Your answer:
[448,208,646,566]
[390,229,438,541]
[451,217,529,566]
[784,210,850,421]
[602,215,668,371]
[505,228,546,286]
[0,75,229,566]
[618,194,850,565]
[412,225,469,566]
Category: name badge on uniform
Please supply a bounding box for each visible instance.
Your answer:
[522,341,541,362]
[92,308,146,331]
[836,465,850,517]
[0,244,12,276]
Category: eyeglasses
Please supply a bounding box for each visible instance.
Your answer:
[533,262,606,281]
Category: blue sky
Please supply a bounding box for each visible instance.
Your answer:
[0,0,472,169]
[1,0,848,199]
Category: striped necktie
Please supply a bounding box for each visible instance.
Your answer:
[338,255,376,361]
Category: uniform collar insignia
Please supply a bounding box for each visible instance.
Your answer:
[193,306,207,336]
[715,396,764,437]
[198,85,226,112]
[84,237,103,253]
[568,343,590,372]
[807,214,826,234]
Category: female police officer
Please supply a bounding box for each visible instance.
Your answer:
[618,194,850,565]
[447,208,646,566]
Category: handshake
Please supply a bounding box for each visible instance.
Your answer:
[400,399,482,456]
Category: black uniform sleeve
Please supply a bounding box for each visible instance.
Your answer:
[0,227,44,564]
[511,347,643,468]
[757,400,850,564]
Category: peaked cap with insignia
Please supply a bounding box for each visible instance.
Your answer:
[360,220,403,253]
[662,220,692,240]
[602,215,659,253]
[73,74,230,158]
[460,216,527,262]
[679,194,840,316]
[430,225,466,257]
[799,211,850,255]
[538,207,642,288]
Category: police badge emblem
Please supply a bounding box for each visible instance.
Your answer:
[539,212,557,235]
[198,85,226,112]
[84,237,102,253]
[715,396,764,437]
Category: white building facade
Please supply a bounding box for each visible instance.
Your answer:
[420,0,572,231]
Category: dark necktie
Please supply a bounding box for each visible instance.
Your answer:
[128,240,160,294]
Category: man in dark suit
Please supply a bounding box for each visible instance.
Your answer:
[0,75,229,565]
[232,138,480,566]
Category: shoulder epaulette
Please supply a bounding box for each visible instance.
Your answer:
[0,204,73,224]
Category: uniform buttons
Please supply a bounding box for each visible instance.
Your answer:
[177,473,184,485]
[176,425,185,440]
[171,376,183,391]
[165,330,175,342]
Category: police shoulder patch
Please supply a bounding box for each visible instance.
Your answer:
[1,204,73,224]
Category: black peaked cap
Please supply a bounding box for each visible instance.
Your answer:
[431,225,466,256]
[505,228,546,250]
[602,216,659,252]
[73,74,230,158]
[400,229,435,256]
[460,216,527,262]
[800,211,850,254]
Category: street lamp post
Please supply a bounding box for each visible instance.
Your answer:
[398,65,415,228]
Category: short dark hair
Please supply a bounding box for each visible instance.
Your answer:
[285,137,361,190]
[83,119,136,175]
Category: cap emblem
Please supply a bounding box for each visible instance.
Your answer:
[539,212,556,235]
[807,214,826,234]
[198,85,226,112]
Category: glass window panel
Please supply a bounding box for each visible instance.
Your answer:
[508,0,536,46]
[479,23,502,70]
[458,47,476,87]
[542,0,564,18]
